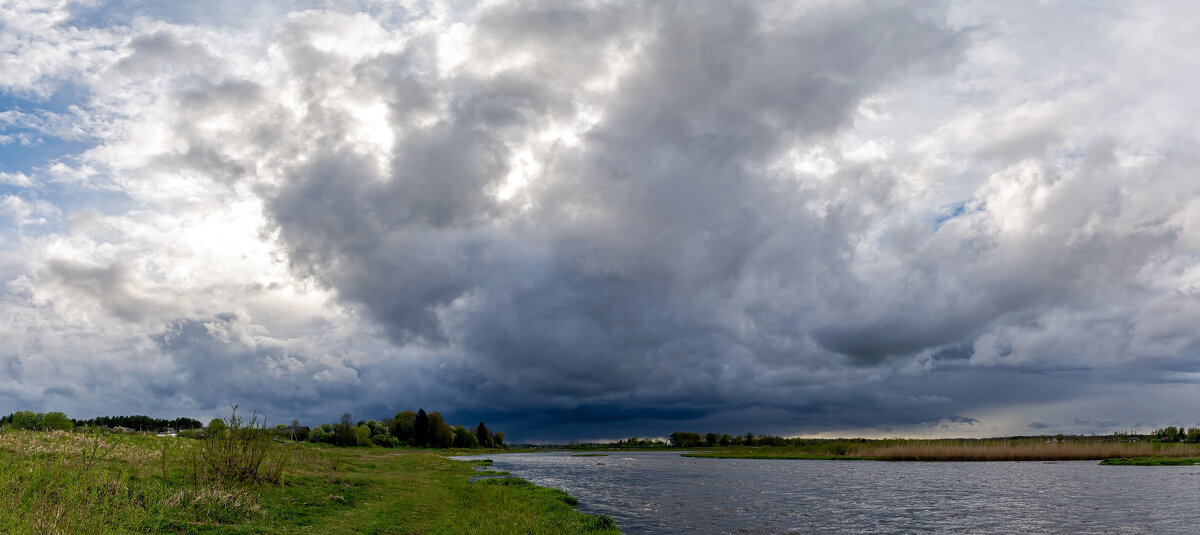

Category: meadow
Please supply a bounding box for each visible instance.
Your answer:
[0,427,618,534]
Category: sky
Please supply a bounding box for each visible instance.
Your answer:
[3,0,1200,442]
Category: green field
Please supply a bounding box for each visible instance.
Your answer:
[0,429,618,534]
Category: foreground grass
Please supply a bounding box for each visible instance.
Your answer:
[0,429,618,534]
[683,439,1200,461]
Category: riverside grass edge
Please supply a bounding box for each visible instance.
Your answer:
[0,428,619,534]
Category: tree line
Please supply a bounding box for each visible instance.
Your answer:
[303,408,504,449]
[1153,426,1200,443]
[1,408,504,450]
[0,411,75,431]
[663,431,828,447]
[74,414,203,431]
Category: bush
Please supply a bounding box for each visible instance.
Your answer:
[43,412,73,431]
[309,426,332,443]
[193,405,287,483]
[354,425,373,447]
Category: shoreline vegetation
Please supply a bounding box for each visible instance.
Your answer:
[548,429,1200,463]
[679,439,1200,462]
[0,410,617,534]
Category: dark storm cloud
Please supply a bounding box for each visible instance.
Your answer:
[260,1,971,436]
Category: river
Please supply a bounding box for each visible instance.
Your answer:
[454,451,1200,533]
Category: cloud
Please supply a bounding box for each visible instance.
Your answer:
[3,0,1200,440]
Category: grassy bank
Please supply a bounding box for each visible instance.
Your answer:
[683,438,1200,461]
[0,428,618,534]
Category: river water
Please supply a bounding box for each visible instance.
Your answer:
[453,451,1200,534]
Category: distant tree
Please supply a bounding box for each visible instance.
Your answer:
[414,409,430,447]
[475,422,493,448]
[335,413,356,446]
[207,418,226,435]
[12,411,43,430]
[309,426,332,443]
[43,412,73,431]
[493,431,505,447]
[744,432,755,446]
[719,434,733,447]
[454,425,479,448]
[705,433,718,447]
[392,411,417,444]
[367,420,391,440]
[1187,428,1200,443]
[669,432,703,447]
[354,424,373,446]
[428,413,454,448]
[434,423,455,448]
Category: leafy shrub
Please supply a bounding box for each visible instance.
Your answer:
[193,405,288,483]
[309,426,332,443]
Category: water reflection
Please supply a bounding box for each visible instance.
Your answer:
[454,451,1200,534]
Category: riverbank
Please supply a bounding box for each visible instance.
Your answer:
[681,438,1200,461]
[0,429,618,534]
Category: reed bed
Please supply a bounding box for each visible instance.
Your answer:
[856,439,1200,461]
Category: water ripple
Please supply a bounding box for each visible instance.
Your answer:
[454,452,1199,534]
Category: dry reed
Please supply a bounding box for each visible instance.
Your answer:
[857,439,1200,461]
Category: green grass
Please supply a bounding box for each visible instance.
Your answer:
[0,429,619,534]
[1099,457,1200,466]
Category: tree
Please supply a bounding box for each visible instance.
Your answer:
[705,433,718,447]
[354,424,373,446]
[414,409,430,447]
[427,412,454,448]
[475,422,493,448]
[669,432,703,447]
[43,412,74,431]
[454,425,479,448]
[367,420,391,439]
[207,418,227,435]
[309,426,332,443]
[12,411,43,430]
[392,411,416,444]
[335,413,356,446]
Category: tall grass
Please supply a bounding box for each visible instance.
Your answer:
[0,429,168,533]
[1,426,617,534]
